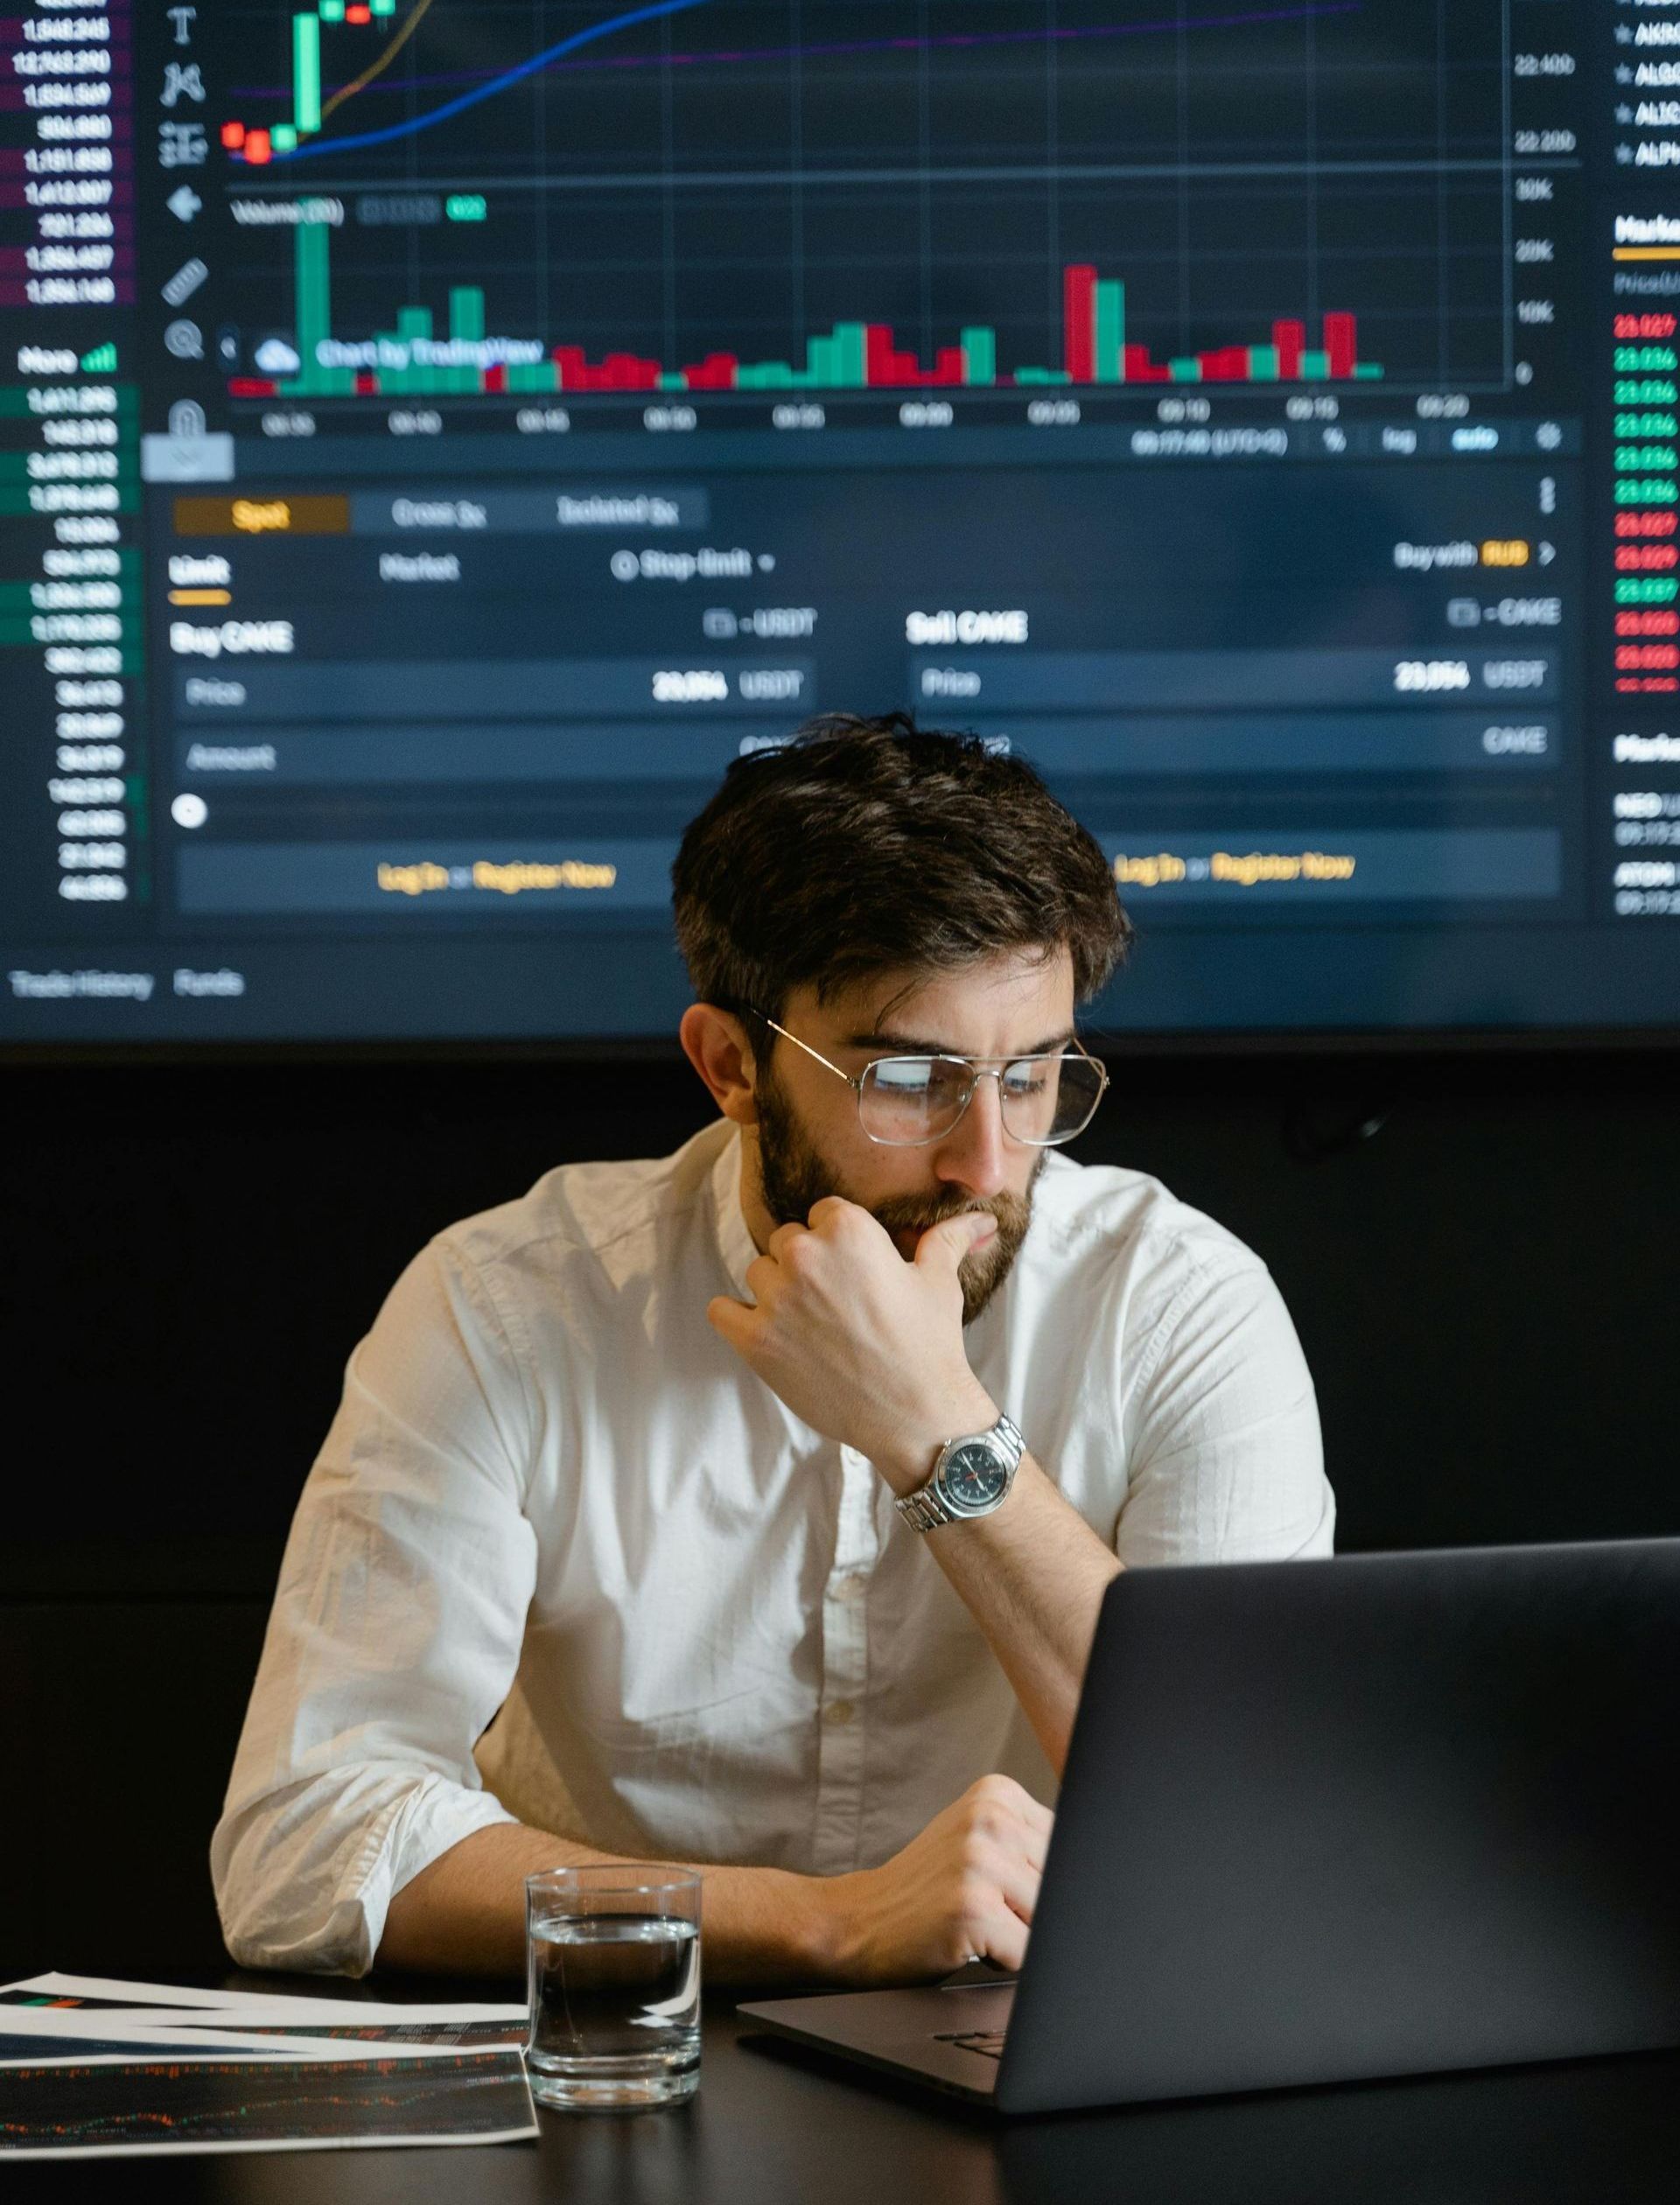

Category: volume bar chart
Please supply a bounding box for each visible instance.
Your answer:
[1054,266,1379,387]
[232,224,1386,401]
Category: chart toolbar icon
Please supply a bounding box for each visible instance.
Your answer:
[163,258,209,307]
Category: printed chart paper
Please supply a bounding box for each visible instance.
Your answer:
[0,1978,538,2157]
[0,2053,538,2159]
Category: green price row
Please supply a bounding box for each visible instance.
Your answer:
[0,390,136,420]
[0,582,123,611]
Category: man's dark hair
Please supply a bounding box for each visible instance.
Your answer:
[671,712,1131,1024]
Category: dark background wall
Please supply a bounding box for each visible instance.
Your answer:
[4,1045,1677,1973]
[8,1045,1679,1596]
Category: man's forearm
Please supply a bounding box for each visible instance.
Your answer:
[376,1821,842,1985]
[913,1452,1123,1774]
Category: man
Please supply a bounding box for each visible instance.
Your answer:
[214,716,1331,1983]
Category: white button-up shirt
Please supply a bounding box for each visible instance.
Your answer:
[213,1120,1332,1974]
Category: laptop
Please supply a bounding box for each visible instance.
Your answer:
[739,1539,1680,2113]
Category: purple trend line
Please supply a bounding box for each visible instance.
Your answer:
[230,4,1360,110]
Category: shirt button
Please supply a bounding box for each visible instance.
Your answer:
[824,1698,857,1726]
[834,1575,866,1603]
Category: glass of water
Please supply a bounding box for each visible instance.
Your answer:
[524,1865,702,2111]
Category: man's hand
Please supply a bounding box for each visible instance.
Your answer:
[821,1775,1053,1982]
[708,1196,999,1489]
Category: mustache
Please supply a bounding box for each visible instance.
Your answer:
[870,1187,1031,1245]
[867,1185,1036,1326]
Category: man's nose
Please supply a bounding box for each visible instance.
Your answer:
[933,1074,1011,1199]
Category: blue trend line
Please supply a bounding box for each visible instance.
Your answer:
[273,0,714,160]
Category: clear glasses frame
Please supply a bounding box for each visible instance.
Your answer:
[756,1013,1110,1149]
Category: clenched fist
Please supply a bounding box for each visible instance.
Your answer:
[820,1774,1054,1982]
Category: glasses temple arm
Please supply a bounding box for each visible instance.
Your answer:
[759,1016,860,1091]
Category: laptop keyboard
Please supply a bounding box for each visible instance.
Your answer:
[934,2030,1007,2062]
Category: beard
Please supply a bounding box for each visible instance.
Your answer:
[752,1060,1042,1326]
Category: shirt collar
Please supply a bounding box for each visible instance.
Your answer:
[709,1124,760,1300]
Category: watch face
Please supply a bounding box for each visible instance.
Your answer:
[942,1440,1009,1512]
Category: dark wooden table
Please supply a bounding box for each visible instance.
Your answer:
[6,1969,1679,2202]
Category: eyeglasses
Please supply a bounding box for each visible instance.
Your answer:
[755,1014,1110,1149]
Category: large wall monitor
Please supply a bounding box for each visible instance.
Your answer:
[0,1,1666,1045]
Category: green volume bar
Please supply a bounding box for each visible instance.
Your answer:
[449,287,484,393]
[960,327,996,385]
[294,13,321,135]
[834,323,868,388]
[1093,281,1124,383]
[286,222,354,393]
[296,219,329,388]
[805,333,837,385]
[391,304,431,393]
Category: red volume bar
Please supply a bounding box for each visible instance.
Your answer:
[1063,265,1097,384]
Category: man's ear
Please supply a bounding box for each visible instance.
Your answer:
[679,1003,761,1127]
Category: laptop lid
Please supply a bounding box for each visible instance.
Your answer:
[995,1538,1680,2112]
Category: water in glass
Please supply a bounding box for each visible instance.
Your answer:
[527,1908,700,2110]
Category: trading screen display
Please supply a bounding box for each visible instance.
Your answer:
[0,0,1670,1044]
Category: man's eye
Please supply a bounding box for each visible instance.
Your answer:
[1003,1069,1048,1096]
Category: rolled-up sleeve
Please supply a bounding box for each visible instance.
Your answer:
[1116,1254,1334,1568]
[211,1237,539,1975]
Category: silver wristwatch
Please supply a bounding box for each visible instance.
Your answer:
[894,1412,1026,1532]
